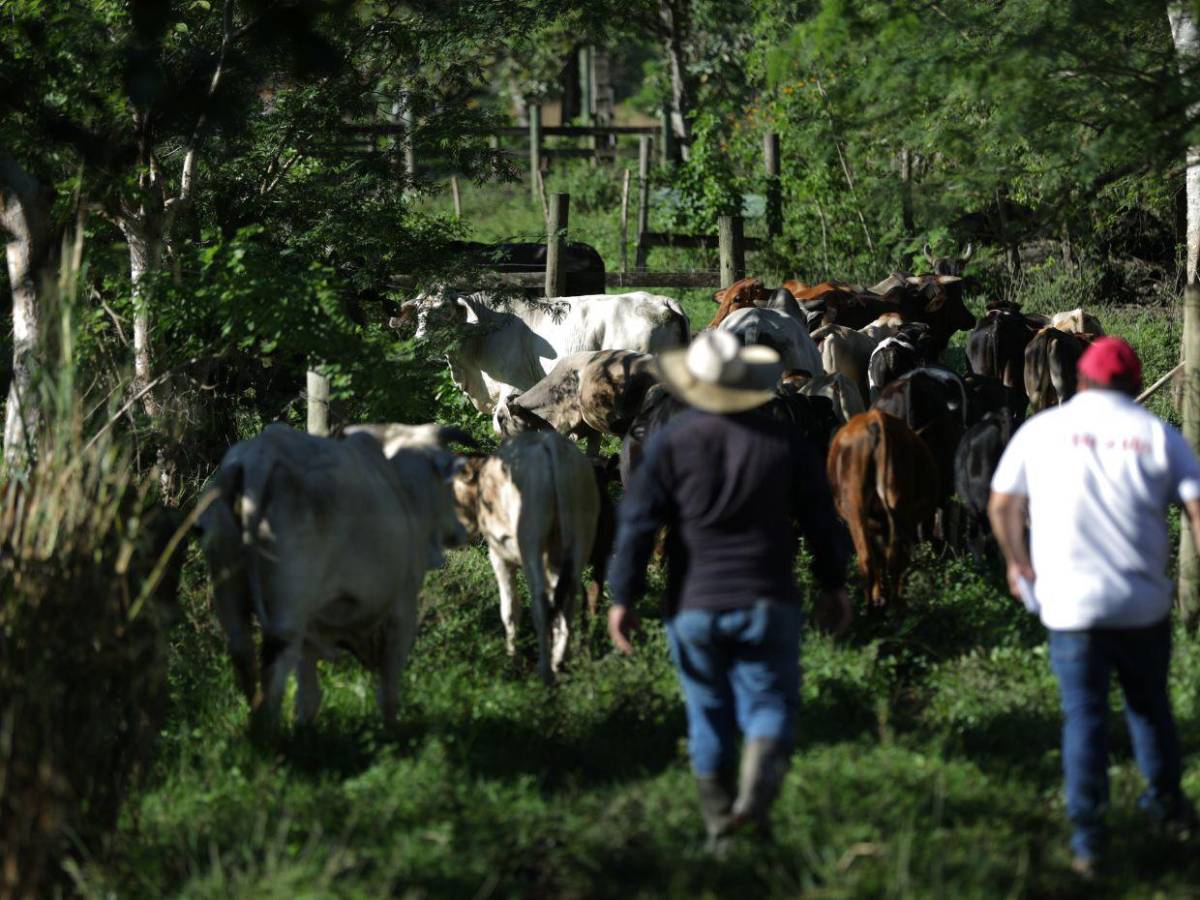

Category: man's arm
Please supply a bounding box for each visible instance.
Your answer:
[988,490,1033,599]
[606,436,675,653]
[1184,500,1200,559]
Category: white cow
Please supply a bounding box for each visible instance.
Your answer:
[197,423,466,729]
[791,371,866,424]
[717,306,823,376]
[811,316,902,403]
[452,431,600,685]
[1050,307,1105,335]
[396,290,689,421]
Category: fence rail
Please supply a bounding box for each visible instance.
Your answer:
[388,269,731,291]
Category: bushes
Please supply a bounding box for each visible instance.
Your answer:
[0,425,181,898]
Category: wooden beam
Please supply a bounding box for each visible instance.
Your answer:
[635,135,652,269]
[306,367,330,436]
[545,192,569,298]
[1136,362,1184,404]
[718,216,746,287]
[763,133,782,239]
[529,103,542,202]
[619,168,631,274]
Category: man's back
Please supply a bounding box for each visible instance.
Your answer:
[993,389,1200,628]
[609,408,844,616]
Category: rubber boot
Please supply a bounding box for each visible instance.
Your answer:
[731,738,789,837]
[696,769,737,856]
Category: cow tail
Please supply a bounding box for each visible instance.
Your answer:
[197,461,247,602]
[869,417,898,547]
[546,438,580,615]
[238,457,279,631]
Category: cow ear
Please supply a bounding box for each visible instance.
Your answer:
[454,296,480,325]
[433,451,465,483]
[435,426,481,449]
[391,300,418,328]
[712,288,727,304]
[509,402,554,432]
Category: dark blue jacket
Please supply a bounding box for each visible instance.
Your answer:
[608,409,848,616]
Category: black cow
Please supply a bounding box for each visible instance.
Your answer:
[967,303,1038,415]
[924,242,973,276]
[446,240,606,296]
[963,372,1017,428]
[867,322,937,401]
[863,272,976,356]
[1024,327,1090,412]
[873,367,968,507]
[620,385,838,486]
[954,410,1014,541]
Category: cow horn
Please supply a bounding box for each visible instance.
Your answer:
[960,242,973,263]
[923,242,934,264]
[436,426,481,448]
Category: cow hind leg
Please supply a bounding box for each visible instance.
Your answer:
[548,556,580,674]
[523,556,554,686]
[257,631,301,733]
[378,592,420,727]
[295,648,322,726]
[489,546,522,656]
[211,575,259,710]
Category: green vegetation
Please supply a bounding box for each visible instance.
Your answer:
[71,540,1200,898]
[6,1,1200,896]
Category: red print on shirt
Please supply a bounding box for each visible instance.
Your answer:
[1071,434,1148,452]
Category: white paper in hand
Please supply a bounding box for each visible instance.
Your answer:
[1016,575,1039,615]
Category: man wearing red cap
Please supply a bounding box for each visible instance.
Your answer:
[989,336,1200,876]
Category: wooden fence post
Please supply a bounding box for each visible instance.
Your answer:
[660,102,678,165]
[450,175,462,218]
[718,215,745,288]
[545,192,569,298]
[619,168,632,274]
[578,46,593,128]
[307,367,330,437]
[634,135,652,269]
[763,133,782,239]
[1180,282,1200,626]
[529,103,542,203]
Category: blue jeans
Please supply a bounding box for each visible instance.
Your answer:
[665,600,803,776]
[1047,620,1183,860]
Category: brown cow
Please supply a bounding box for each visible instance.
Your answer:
[1024,327,1093,412]
[709,277,772,328]
[826,410,938,606]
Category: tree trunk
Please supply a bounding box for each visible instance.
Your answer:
[0,162,53,469]
[1170,4,1200,283]
[899,147,915,237]
[1170,2,1200,627]
[658,0,692,161]
[120,217,164,422]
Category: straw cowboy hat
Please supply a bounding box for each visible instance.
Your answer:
[658,331,782,414]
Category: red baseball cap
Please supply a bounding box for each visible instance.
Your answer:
[1077,336,1142,391]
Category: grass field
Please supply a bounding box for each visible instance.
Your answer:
[77,171,1200,898]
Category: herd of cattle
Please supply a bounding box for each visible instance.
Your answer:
[197,245,1115,727]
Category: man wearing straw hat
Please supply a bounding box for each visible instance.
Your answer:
[607,330,851,851]
[990,336,1200,877]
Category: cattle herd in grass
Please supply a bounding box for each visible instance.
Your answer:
[197,244,1113,727]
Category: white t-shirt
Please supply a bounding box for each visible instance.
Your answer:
[991,389,1200,630]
